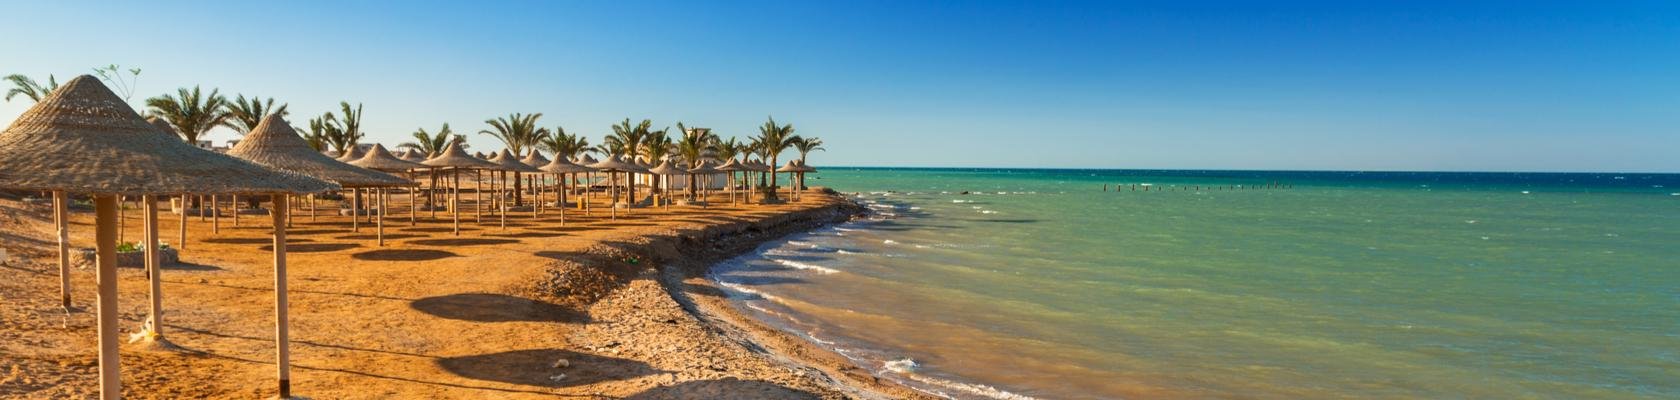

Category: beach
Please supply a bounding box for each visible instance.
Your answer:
[0,190,930,399]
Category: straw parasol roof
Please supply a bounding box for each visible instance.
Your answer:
[322,149,342,158]
[487,149,542,173]
[586,155,642,172]
[347,144,425,172]
[687,160,722,175]
[421,142,497,169]
[334,146,367,162]
[716,158,747,172]
[647,159,686,176]
[776,161,803,173]
[520,151,550,169]
[792,160,818,173]
[228,115,410,188]
[540,156,596,174]
[396,148,429,163]
[146,116,178,138]
[0,75,338,195]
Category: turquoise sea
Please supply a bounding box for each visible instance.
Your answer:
[712,168,1679,399]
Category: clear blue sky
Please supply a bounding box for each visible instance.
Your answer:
[2,0,1676,172]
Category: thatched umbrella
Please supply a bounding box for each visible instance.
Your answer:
[421,142,496,235]
[687,160,723,207]
[228,115,410,238]
[396,148,428,163]
[519,151,549,214]
[717,158,747,205]
[332,146,366,163]
[646,160,685,210]
[347,144,425,244]
[576,154,598,214]
[538,156,595,225]
[791,160,818,192]
[744,159,771,203]
[485,149,540,229]
[776,161,805,201]
[586,155,641,219]
[0,76,337,399]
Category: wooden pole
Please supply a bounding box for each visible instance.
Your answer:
[232,195,239,226]
[142,194,164,341]
[499,171,507,230]
[351,188,360,232]
[211,195,219,234]
[409,183,416,225]
[93,195,121,400]
[376,188,385,246]
[452,169,461,236]
[179,194,187,250]
[54,191,70,310]
[475,170,483,224]
[271,195,293,399]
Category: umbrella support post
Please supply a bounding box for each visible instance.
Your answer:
[211,195,219,234]
[452,170,461,236]
[377,188,385,246]
[93,195,121,400]
[179,194,187,250]
[351,188,360,232]
[271,195,294,400]
[54,191,71,311]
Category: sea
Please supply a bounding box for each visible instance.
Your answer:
[709,168,1679,399]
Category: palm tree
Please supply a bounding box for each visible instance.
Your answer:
[222,95,289,134]
[539,127,590,160]
[608,118,654,205]
[640,129,674,199]
[4,74,58,103]
[674,123,718,198]
[479,113,546,155]
[146,86,230,145]
[792,136,824,163]
[307,116,341,152]
[712,137,742,163]
[480,113,547,205]
[324,102,366,152]
[754,116,800,198]
[400,123,465,157]
[400,123,465,207]
[296,124,327,152]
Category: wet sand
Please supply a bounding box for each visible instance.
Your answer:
[0,189,933,399]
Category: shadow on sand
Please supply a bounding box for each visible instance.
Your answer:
[203,237,314,245]
[350,249,460,261]
[625,378,820,399]
[437,348,660,388]
[258,242,360,252]
[410,293,586,323]
[408,238,520,247]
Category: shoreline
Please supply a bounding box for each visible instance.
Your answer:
[530,192,937,399]
[0,191,933,399]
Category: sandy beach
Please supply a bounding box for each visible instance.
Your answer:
[0,190,932,399]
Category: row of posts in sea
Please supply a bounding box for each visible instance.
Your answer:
[1103,182,1293,192]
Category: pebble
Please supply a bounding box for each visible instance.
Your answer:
[552,358,570,368]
